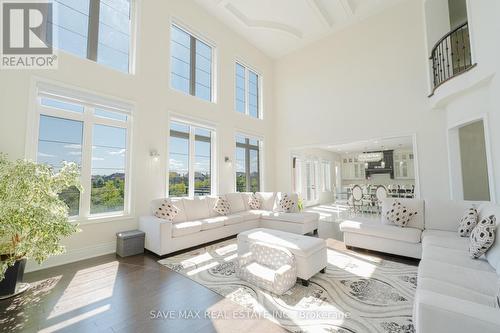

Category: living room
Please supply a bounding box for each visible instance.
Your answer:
[0,0,499,332]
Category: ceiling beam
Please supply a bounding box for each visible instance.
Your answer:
[339,0,356,17]
[306,0,334,28]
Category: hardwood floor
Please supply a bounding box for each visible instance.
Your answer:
[0,251,286,333]
[0,238,418,333]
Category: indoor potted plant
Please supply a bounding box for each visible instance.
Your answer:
[0,154,81,298]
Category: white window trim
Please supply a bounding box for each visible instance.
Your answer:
[27,80,134,224]
[234,59,263,119]
[234,131,264,192]
[169,18,218,104]
[167,115,217,198]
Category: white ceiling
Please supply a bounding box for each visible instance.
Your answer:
[322,136,414,154]
[196,0,404,58]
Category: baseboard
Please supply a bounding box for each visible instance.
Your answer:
[25,241,116,273]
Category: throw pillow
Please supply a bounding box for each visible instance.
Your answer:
[469,215,496,259]
[154,200,179,222]
[214,197,231,216]
[278,194,295,213]
[248,194,262,210]
[496,279,500,309]
[458,207,479,237]
[385,201,418,228]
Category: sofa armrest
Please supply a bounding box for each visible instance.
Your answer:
[238,252,254,267]
[139,216,172,255]
[414,290,500,333]
[275,264,294,277]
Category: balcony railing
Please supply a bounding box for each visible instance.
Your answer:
[430,22,474,93]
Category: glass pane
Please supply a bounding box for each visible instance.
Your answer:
[91,124,127,214]
[236,64,246,113]
[169,134,189,197]
[171,25,191,95]
[195,40,212,101]
[248,71,259,118]
[38,115,83,216]
[51,0,90,58]
[97,0,131,73]
[41,97,84,113]
[249,149,259,192]
[236,135,246,144]
[236,146,246,192]
[194,128,211,196]
[94,108,127,121]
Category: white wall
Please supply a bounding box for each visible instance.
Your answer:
[0,0,275,271]
[426,0,500,203]
[273,0,450,202]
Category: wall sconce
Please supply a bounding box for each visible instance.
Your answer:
[224,156,231,163]
[150,149,160,162]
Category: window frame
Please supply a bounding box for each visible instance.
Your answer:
[28,82,133,223]
[234,60,263,119]
[321,160,332,192]
[169,21,216,103]
[52,0,136,74]
[235,133,263,192]
[167,117,217,198]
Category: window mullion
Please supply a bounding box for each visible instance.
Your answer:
[80,107,94,218]
[87,0,100,61]
[190,36,196,96]
[245,68,249,116]
[245,140,250,192]
[188,126,195,197]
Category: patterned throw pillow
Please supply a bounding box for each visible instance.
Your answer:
[385,201,417,228]
[154,200,179,222]
[469,215,496,259]
[278,194,295,213]
[458,207,478,237]
[248,194,261,210]
[214,197,231,216]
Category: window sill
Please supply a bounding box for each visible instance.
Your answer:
[169,86,216,105]
[70,213,135,226]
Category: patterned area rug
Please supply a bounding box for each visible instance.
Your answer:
[158,239,417,333]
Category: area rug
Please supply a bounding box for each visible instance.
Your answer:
[158,239,417,333]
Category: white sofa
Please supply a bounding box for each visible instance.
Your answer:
[340,198,500,333]
[139,192,320,256]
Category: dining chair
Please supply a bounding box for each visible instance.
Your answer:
[375,185,388,214]
[349,185,363,215]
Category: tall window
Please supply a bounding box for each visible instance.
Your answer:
[170,24,213,102]
[235,63,260,118]
[51,0,133,73]
[169,121,214,197]
[235,135,261,192]
[34,86,131,218]
[322,161,332,192]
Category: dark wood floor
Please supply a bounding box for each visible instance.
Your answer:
[0,239,418,333]
[0,251,286,333]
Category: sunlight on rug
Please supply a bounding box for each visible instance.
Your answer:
[158,239,417,333]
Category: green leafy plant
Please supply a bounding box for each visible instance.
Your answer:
[297,197,304,212]
[0,154,81,280]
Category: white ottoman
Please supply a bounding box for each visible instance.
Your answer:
[237,228,327,286]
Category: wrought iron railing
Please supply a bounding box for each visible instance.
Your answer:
[430,22,473,92]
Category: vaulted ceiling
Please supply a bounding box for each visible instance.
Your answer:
[196,0,405,58]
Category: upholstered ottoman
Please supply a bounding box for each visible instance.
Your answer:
[237,228,327,286]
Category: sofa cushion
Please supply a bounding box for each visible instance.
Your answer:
[418,277,496,307]
[340,219,422,243]
[260,212,319,224]
[422,229,469,250]
[151,198,186,223]
[482,204,500,274]
[205,196,220,217]
[201,217,226,230]
[469,215,496,259]
[223,214,244,226]
[240,192,254,210]
[418,259,498,296]
[256,192,277,211]
[422,244,495,272]
[172,221,202,237]
[182,198,210,221]
[425,199,475,232]
[225,193,246,213]
[381,198,424,230]
[233,211,262,222]
[458,207,479,237]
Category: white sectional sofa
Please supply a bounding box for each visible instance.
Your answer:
[139,192,319,256]
[340,198,500,333]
